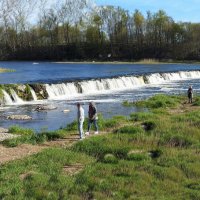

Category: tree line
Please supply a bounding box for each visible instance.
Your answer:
[0,0,200,61]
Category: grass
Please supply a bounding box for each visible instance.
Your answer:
[0,94,200,199]
[0,68,15,73]
[2,126,68,147]
[124,94,182,109]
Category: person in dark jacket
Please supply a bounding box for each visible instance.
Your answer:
[187,86,193,103]
[85,102,98,135]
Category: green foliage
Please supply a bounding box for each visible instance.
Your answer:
[134,94,182,109]
[116,125,144,134]
[192,96,200,106]
[24,84,33,101]
[1,94,200,199]
[159,134,197,148]
[2,128,67,147]
[66,114,126,132]
[103,154,118,164]
[0,68,15,73]
[9,125,35,135]
[127,152,150,161]
[130,112,155,121]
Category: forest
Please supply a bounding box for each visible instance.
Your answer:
[0,0,200,61]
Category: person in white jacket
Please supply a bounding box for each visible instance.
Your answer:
[77,103,85,139]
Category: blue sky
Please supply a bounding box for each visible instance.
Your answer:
[95,0,200,22]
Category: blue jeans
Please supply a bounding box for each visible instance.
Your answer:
[78,120,84,138]
[87,119,98,132]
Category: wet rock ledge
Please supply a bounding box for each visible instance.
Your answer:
[0,128,19,142]
[7,115,32,120]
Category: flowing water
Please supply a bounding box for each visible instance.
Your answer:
[0,62,200,131]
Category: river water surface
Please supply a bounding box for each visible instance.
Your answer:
[0,62,200,131]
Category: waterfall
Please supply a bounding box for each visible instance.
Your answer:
[2,70,200,102]
[45,83,79,99]
[10,89,24,104]
[2,90,13,105]
[30,88,38,101]
[44,70,200,100]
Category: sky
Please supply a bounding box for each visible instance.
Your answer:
[95,0,200,22]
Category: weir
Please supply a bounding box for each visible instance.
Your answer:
[1,70,200,105]
[30,88,38,101]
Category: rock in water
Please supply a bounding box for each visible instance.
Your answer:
[63,109,70,113]
[7,115,32,120]
[35,105,57,111]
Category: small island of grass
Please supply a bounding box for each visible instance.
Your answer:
[0,68,15,73]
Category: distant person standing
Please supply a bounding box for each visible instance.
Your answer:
[187,86,193,103]
[85,102,98,135]
[77,103,85,139]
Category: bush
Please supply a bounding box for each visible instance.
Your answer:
[66,120,77,131]
[40,130,66,140]
[9,125,34,135]
[103,154,118,164]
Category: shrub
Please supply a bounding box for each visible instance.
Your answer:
[40,130,66,140]
[103,154,118,164]
[66,120,77,131]
[9,125,34,135]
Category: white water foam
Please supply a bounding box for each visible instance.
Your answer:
[2,90,13,105]
[2,70,200,104]
[30,88,38,101]
[45,70,200,100]
[10,89,24,104]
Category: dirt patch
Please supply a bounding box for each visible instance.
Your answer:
[0,144,45,165]
[42,136,79,148]
[63,163,84,176]
[0,134,80,165]
[168,102,199,114]
[0,131,111,166]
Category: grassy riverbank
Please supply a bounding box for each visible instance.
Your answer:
[0,94,200,199]
[54,59,200,65]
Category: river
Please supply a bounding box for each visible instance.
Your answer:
[0,62,200,131]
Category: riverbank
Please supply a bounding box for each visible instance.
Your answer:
[54,59,200,65]
[0,94,200,199]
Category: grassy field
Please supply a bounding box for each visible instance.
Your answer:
[0,94,200,199]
